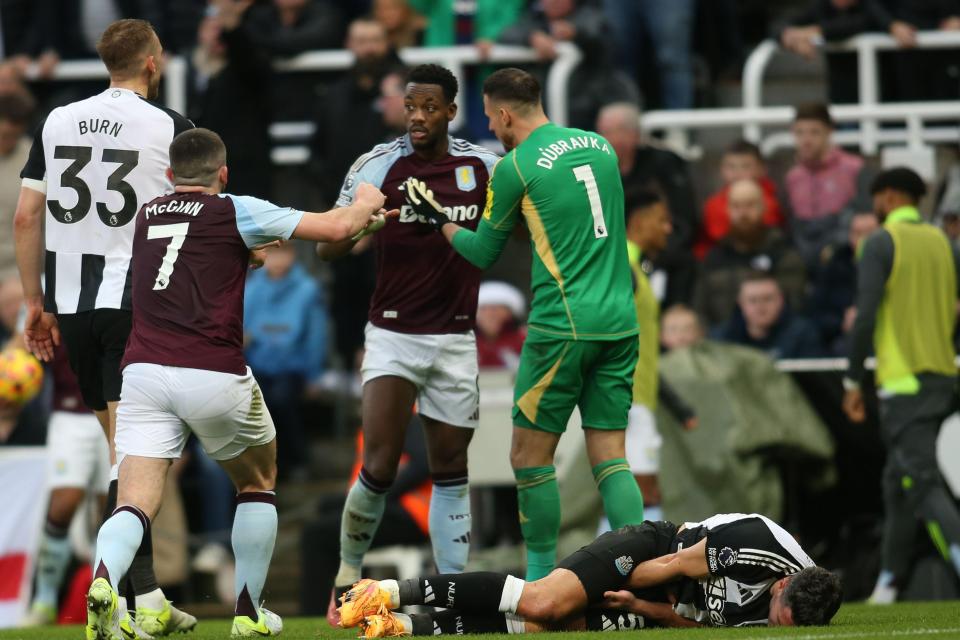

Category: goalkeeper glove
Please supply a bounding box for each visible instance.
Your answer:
[403,177,451,231]
[350,212,387,242]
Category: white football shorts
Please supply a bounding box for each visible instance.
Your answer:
[624,404,662,475]
[115,363,276,462]
[361,323,479,429]
[46,411,110,491]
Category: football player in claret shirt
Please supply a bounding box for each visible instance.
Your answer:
[316,64,498,619]
[339,513,842,636]
[87,128,390,639]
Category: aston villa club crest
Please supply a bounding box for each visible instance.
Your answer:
[455,165,477,191]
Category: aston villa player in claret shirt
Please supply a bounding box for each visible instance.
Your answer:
[317,64,499,621]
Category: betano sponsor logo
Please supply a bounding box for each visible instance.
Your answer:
[398,204,478,224]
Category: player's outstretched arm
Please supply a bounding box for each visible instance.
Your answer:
[293,183,393,243]
[600,592,703,628]
[625,538,710,589]
[13,186,60,362]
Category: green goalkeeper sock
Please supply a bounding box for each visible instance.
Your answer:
[514,465,560,581]
[593,458,644,529]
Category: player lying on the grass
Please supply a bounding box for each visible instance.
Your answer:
[87,128,394,640]
[340,513,842,636]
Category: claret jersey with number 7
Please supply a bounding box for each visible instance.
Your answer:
[452,122,637,341]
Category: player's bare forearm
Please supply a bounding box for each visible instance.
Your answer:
[627,539,709,588]
[442,223,464,245]
[315,237,358,261]
[13,186,46,300]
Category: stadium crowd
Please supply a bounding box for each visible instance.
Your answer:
[1,0,960,628]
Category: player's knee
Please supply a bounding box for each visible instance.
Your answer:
[362,442,402,482]
[522,594,567,624]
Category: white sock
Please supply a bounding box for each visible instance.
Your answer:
[334,562,361,588]
[135,588,166,611]
[498,575,525,614]
[94,509,146,589]
[34,523,72,608]
[393,612,413,634]
[380,579,400,608]
[232,495,278,616]
[428,476,471,573]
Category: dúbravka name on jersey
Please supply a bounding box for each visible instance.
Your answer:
[535,135,612,170]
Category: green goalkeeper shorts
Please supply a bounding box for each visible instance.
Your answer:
[512,334,638,434]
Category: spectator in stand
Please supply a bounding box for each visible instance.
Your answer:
[475,281,526,370]
[497,0,638,130]
[189,0,272,199]
[660,304,705,352]
[378,68,409,136]
[0,92,34,280]
[810,211,878,355]
[246,0,347,120]
[715,272,823,360]
[244,243,328,480]
[0,1,59,80]
[786,103,873,269]
[774,0,916,104]
[407,0,525,51]
[312,18,400,368]
[890,0,960,101]
[311,17,401,204]
[601,0,696,109]
[695,179,807,329]
[695,139,785,260]
[942,212,960,247]
[373,0,424,48]
[595,102,698,306]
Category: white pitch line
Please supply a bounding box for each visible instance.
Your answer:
[745,628,960,640]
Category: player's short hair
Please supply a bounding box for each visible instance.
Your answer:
[0,92,35,126]
[625,188,663,219]
[96,19,159,80]
[725,139,763,160]
[169,128,226,186]
[483,68,541,112]
[793,102,834,128]
[783,567,842,626]
[739,270,779,290]
[406,64,458,104]
[870,167,927,202]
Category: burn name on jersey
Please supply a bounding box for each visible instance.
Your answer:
[535,135,612,170]
[144,200,205,219]
[398,203,478,224]
[78,118,123,137]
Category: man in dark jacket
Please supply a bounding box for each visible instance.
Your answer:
[715,272,822,360]
[694,179,807,329]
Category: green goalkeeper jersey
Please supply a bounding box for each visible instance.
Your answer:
[452,122,637,341]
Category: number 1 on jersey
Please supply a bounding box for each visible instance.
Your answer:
[147,223,190,291]
[573,164,608,239]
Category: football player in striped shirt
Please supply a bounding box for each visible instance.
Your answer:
[339,513,842,635]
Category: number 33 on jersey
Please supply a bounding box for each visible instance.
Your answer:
[453,122,636,342]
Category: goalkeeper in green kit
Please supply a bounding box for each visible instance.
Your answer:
[403,68,643,580]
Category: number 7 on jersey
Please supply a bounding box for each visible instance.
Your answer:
[147,223,190,291]
[573,164,608,239]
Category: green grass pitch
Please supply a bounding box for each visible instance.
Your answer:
[0,602,958,640]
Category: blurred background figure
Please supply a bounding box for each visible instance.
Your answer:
[378,67,409,137]
[602,0,696,109]
[695,179,806,330]
[0,92,35,280]
[786,103,873,269]
[715,272,823,359]
[475,281,526,370]
[189,0,272,199]
[497,0,638,130]
[245,243,328,480]
[373,0,424,49]
[811,211,878,355]
[695,139,784,260]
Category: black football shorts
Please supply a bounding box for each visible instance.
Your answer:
[557,520,678,604]
[57,310,132,411]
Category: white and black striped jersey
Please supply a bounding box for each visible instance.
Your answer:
[20,88,193,314]
[672,513,815,627]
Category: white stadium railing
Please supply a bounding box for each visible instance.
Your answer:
[27,43,580,166]
[641,30,960,158]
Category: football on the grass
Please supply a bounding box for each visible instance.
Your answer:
[0,348,44,406]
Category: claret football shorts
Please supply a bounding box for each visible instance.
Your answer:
[115,363,276,462]
[361,323,479,429]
